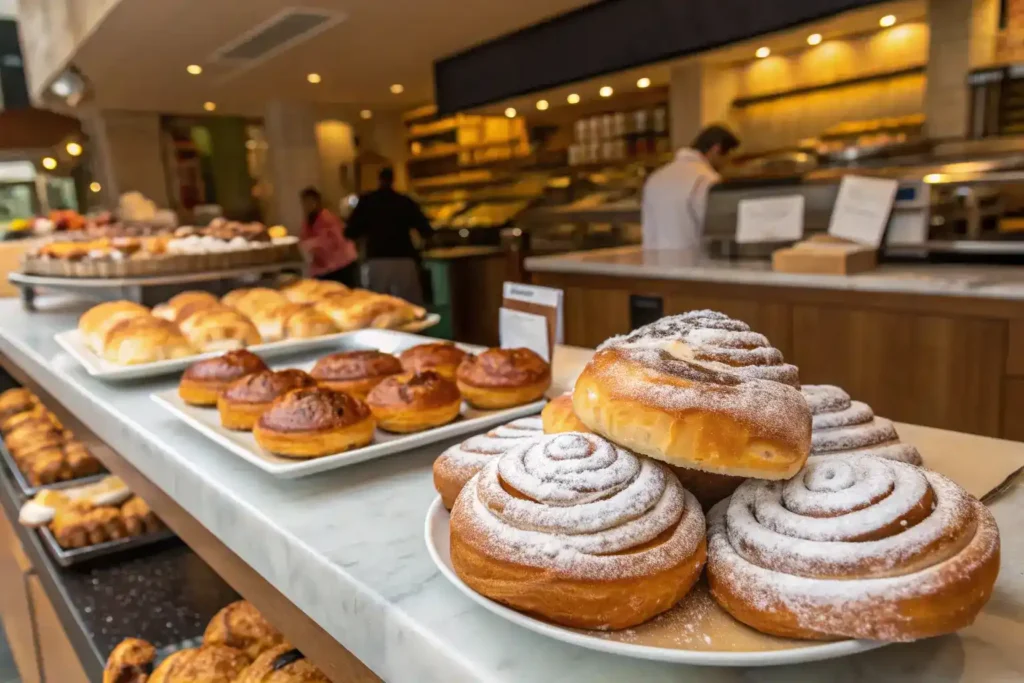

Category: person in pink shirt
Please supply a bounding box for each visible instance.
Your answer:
[299,187,360,287]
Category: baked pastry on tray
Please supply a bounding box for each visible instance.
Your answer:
[51,499,128,549]
[399,342,467,380]
[254,387,376,458]
[455,347,551,410]
[365,371,461,433]
[223,287,289,318]
[180,308,262,353]
[179,350,269,406]
[100,316,196,365]
[316,290,424,331]
[78,301,151,353]
[280,278,348,304]
[203,599,285,660]
[153,290,219,322]
[0,388,37,420]
[309,350,402,400]
[218,369,318,430]
[252,303,338,342]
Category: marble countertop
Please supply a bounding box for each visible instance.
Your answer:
[1,298,1022,683]
[525,246,1024,301]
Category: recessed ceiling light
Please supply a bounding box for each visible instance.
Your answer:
[599,86,613,97]
[390,83,404,94]
[360,109,373,120]
[636,77,651,89]
[504,107,517,118]
[567,93,580,104]
[89,181,102,193]
[42,157,56,170]
[203,101,216,112]
[65,141,82,157]
[880,14,896,27]
[807,33,823,46]
[307,73,321,84]
[186,64,202,75]
[536,99,549,111]
[755,46,771,58]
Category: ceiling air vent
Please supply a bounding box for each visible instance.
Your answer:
[213,8,344,67]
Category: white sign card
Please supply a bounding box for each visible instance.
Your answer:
[827,175,899,248]
[736,195,805,244]
[499,308,551,361]
[501,282,564,344]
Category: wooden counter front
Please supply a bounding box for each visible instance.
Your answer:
[531,270,1023,440]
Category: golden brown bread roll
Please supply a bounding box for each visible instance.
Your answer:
[399,343,467,380]
[320,291,424,331]
[103,638,156,683]
[152,290,220,321]
[101,316,196,366]
[51,500,128,549]
[540,393,591,434]
[280,278,348,304]
[121,497,162,536]
[235,645,330,683]
[0,388,37,420]
[148,645,252,683]
[203,600,285,660]
[179,350,270,406]
[78,301,151,353]
[181,308,262,353]
[365,371,462,433]
[217,370,318,431]
[254,387,376,458]
[250,303,337,342]
[309,350,402,400]
[456,348,551,409]
[63,440,103,478]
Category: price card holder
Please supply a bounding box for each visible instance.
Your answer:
[736,195,805,244]
[501,282,564,361]
[828,176,899,248]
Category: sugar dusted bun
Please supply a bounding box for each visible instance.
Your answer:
[707,454,1000,641]
[802,385,922,464]
[101,316,196,366]
[181,307,262,353]
[310,350,402,400]
[541,392,591,434]
[450,432,706,630]
[217,369,317,430]
[78,301,150,353]
[399,342,467,380]
[179,350,268,406]
[432,416,542,509]
[254,387,375,458]
[365,371,461,433]
[456,347,551,409]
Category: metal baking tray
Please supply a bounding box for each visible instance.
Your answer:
[0,438,107,500]
[37,523,177,567]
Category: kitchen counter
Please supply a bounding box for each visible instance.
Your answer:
[0,298,1022,682]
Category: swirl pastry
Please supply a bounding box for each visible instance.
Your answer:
[802,385,922,465]
[366,371,462,433]
[456,348,551,409]
[179,350,269,406]
[310,350,402,400]
[181,307,262,353]
[218,370,318,430]
[78,300,150,353]
[203,600,285,660]
[433,416,543,509]
[574,313,811,480]
[254,387,376,458]
[451,432,706,630]
[101,316,196,365]
[706,454,1000,641]
[399,342,468,380]
[540,392,591,435]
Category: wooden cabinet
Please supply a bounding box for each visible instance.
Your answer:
[0,509,41,683]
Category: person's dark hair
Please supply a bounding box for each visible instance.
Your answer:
[300,187,321,202]
[379,167,395,188]
[691,125,740,156]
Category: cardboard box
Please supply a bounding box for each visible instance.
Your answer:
[772,235,877,275]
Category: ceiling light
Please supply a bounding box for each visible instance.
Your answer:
[89,181,102,193]
[567,93,580,104]
[504,107,517,118]
[536,99,549,111]
[411,142,422,154]
[755,46,771,58]
[203,101,216,112]
[65,141,83,157]
[880,14,896,27]
[186,64,202,75]
[390,83,404,94]
[42,157,57,170]
[637,77,651,89]
[360,109,373,120]
[807,33,822,46]
[307,73,321,84]
[599,86,613,97]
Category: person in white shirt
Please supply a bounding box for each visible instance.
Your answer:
[641,125,740,251]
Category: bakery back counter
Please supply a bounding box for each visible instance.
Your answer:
[527,246,1024,440]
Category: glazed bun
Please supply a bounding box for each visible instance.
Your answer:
[456,348,551,410]
[309,350,402,400]
[217,369,317,430]
[365,371,462,433]
[254,387,376,458]
[399,343,468,380]
[179,350,269,406]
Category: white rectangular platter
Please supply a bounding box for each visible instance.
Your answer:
[150,329,546,478]
[55,313,440,381]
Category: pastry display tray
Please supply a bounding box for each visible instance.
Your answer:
[0,438,107,499]
[151,330,546,479]
[37,523,178,567]
[424,498,889,667]
[54,313,440,381]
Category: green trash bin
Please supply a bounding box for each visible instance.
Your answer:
[423,259,453,340]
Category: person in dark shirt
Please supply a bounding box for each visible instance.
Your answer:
[345,167,433,303]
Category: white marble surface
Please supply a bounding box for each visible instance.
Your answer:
[1,297,1023,683]
[526,246,1024,301]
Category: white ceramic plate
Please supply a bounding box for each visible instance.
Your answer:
[423,498,889,667]
[54,313,440,381]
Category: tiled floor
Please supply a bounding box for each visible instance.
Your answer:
[0,620,19,683]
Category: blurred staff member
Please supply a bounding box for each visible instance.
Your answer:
[300,187,360,287]
[641,124,740,252]
[345,167,433,304]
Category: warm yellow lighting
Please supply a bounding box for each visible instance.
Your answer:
[65,141,83,157]
[390,83,404,94]
[186,64,202,75]
[599,86,613,97]
[203,101,216,111]
[504,107,517,118]
[567,93,580,104]
[410,141,423,155]
[41,157,56,170]
[755,46,771,58]
[636,77,651,89]
[923,173,947,184]
[536,99,549,111]
[807,33,822,46]
[880,14,896,27]
[307,73,321,84]
[245,140,257,150]
[89,181,101,193]
[360,109,373,120]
